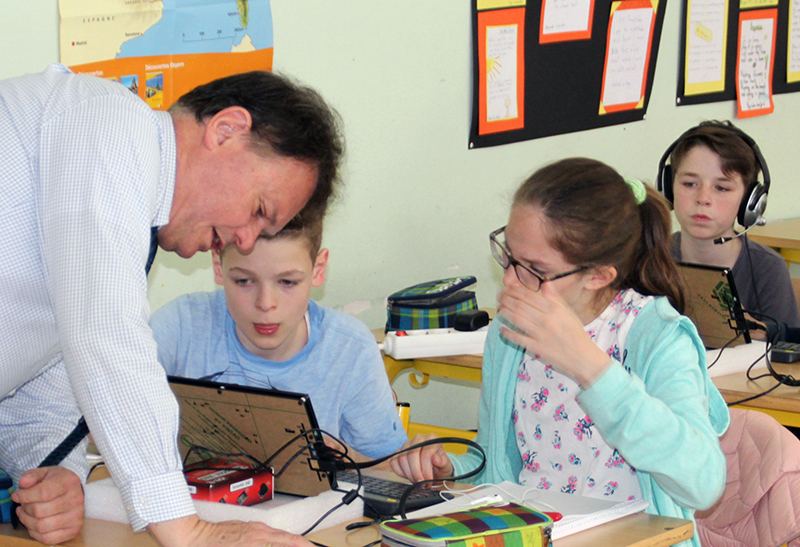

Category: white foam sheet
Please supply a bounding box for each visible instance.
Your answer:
[84,478,363,534]
[706,340,769,378]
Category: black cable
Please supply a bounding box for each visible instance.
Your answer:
[707,333,742,369]
[301,499,350,536]
[182,430,486,531]
[11,416,90,529]
[366,437,486,519]
[738,308,800,388]
[300,449,360,536]
[182,445,267,471]
[726,332,800,406]
[316,435,486,518]
[742,236,765,316]
[726,378,785,406]
[87,461,106,481]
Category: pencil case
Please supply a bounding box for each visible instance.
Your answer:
[386,276,478,332]
[379,502,553,547]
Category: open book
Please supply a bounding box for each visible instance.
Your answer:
[406,481,649,540]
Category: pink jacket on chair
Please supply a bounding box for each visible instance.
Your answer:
[696,408,800,547]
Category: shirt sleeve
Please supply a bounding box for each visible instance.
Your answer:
[0,363,90,485]
[577,327,726,511]
[150,298,184,377]
[337,329,407,458]
[751,245,800,329]
[38,96,194,530]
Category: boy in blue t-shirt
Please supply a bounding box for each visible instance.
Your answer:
[150,216,406,459]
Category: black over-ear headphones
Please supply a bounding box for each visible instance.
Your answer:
[657,123,770,228]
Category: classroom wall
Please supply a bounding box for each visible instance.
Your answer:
[3,1,800,431]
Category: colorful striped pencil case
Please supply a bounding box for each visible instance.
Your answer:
[379,502,552,547]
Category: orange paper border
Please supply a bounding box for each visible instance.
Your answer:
[539,0,595,43]
[478,8,526,135]
[69,49,273,111]
[599,0,656,114]
[736,8,776,118]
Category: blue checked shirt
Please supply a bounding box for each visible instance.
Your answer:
[0,65,195,530]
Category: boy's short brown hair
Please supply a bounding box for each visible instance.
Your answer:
[220,212,323,263]
[669,121,760,187]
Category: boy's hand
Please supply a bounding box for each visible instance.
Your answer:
[11,466,84,545]
[390,434,453,483]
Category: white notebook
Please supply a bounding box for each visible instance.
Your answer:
[407,481,649,540]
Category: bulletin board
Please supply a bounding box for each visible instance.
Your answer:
[469,0,667,148]
[677,0,800,108]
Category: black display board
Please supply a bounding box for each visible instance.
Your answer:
[677,0,800,107]
[469,0,667,148]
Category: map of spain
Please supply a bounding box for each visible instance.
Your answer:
[59,0,273,109]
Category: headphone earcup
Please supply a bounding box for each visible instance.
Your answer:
[738,182,767,227]
[660,164,674,204]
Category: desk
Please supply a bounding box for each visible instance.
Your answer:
[712,364,800,428]
[373,330,483,388]
[0,510,694,547]
[748,216,800,263]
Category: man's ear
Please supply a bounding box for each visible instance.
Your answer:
[202,106,252,149]
[311,248,329,287]
[212,250,225,285]
[584,265,617,291]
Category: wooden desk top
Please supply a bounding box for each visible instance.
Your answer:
[0,465,693,547]
[713,365,800,413]
[0,511,693,547]
[308,511,693,547]
[748,216,800,251]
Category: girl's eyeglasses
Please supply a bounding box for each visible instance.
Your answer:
[489,226,587,291]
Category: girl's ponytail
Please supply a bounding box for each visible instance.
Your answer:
[626,185,685,313]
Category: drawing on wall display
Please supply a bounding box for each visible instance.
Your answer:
[477,7,526,135]
[540,0,596,43]
[59,0,274,110]
[470,0,667,147]
[599,0,658,114]
[684,0,729,95]
[736,8,777,117]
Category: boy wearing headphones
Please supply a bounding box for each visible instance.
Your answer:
[659,121,800,331]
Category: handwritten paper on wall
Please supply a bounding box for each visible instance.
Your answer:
[540,0,596,43]
[789,0,800,83]
[736,9,777,117]
[684,0,728,95]
[478,8,526,135]
[599,0,657,114]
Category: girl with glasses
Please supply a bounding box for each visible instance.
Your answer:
[391,158,728,547]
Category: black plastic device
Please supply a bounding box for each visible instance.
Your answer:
[771,341,800,364]
[454,310,490,331]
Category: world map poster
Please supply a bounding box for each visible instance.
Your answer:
[59,0,273,110]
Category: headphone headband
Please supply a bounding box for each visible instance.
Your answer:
[657,122,770,228]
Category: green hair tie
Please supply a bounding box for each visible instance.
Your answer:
[625,177,647,205]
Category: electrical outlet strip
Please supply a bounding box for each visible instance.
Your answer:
[379,327,488,360]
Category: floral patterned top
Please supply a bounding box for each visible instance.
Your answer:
[514,288,653,501]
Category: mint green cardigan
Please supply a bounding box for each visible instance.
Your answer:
[451,297,730,547]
